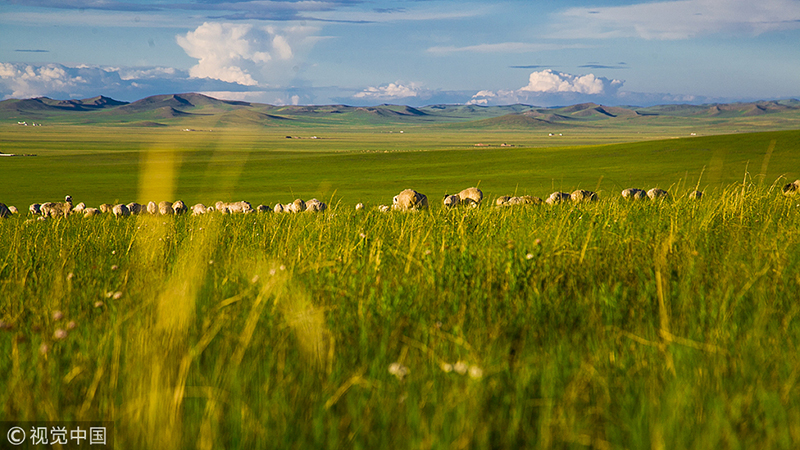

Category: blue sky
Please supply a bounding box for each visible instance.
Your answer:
[1,0,799,106]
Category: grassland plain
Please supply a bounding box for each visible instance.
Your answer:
[0,125,798,209]
[0,182,799,449]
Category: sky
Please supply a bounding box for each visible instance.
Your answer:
[1,0,799,106]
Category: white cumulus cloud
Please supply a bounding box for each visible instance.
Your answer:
[520,69,622,95]
[469,70,624,106]
[177,22,267,86]
[354,82,426,100]
[176,22,318,87]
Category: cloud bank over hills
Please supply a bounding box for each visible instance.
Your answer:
[0,62,784,108]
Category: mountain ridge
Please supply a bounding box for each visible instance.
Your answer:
[2,92,799,128]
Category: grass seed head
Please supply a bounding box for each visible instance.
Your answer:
[468,365,483,379]
[389,363,409,380]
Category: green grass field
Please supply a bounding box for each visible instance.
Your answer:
[1,123,800,449]
[1,188,799,449]
[1,125,798,209]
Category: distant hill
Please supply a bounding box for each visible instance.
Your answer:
[0,95,127,116]
[116,93,249,114]
[1,92,799,129]
[636,100,800,118]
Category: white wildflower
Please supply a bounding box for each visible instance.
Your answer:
[468,365,483,379]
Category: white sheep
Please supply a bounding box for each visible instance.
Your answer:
[507,195,541,206]
[305,198,327,212]
[191,204,207,215]
[379,205,391,212]
[273,203,285,213]
[112,204,130,217]
[216,201,253,214]
[127,202,144,215]
[29,203,41,215]
[147,201,158,215]
[647,188,670,200]
[392,189,428,211]
[355,202,364,211]
[72,202,86,213]
[571,189,598,202]
[256,204,270,213]
[83,208,101,217]
[688,190,703,200]
[495,196,512,206]
[8,205,18,215]
[231,201,254,214]
[40,195,73,218]
[286,199,306,213]
[99,203,113,214]
[458,187,483,205]
[783,179,800,197]
[158,201,174,215]
[545,192,571,205]
[621,188,647,200]
[443,194,461,208]
[172,200,188,215]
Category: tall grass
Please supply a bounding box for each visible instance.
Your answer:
[1,181,799,449]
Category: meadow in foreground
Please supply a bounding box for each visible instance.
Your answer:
[1,180,799,449]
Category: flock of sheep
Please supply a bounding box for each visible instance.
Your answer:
[0,196,328,220]
[1,179,799,220]
[383,186,689,211]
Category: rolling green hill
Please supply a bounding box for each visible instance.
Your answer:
[2,93,800,131]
